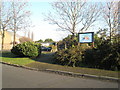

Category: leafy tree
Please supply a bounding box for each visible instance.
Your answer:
[36,39,44,43]
[57,34,81,51]
[44,38,54,43]
[94,28,111,48]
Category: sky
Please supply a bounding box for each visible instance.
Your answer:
[16,0,119,42]
[17,1,70,41]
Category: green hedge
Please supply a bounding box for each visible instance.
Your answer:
[84,40,120,71]
[55,34,120,71]
[54,44,90,67]
[55,39,120,71]
[11,42,41,57]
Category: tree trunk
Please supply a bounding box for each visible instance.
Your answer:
[109,18,112,43]
[2,29,5,50]
[71,32,75,39]
[13,1,16,47]
[13,30,16,47]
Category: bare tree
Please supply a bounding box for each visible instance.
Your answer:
[19,36,33,43]
[9,0,31,47]
[102,1,119,42]
[0,2,12,50]
[46,0,101,37]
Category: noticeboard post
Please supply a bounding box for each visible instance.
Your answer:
[78,32,94,48]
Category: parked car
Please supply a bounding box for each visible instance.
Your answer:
[41,46,52,51]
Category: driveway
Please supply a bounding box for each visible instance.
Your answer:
[2,64,119,88]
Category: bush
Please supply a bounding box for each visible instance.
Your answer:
[33,42,41,56]
[84,48,101,68]
[54,45,90,67]
[99,40,120,70]
[11,42,41,57]
[57,35,78,50]
[84,40,120,71]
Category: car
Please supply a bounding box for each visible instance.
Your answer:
[41,46,52,51]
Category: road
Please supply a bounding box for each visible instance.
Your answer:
[2,64,119,88]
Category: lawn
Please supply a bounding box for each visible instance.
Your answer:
[1,51,119,78]
[1,51,35,65]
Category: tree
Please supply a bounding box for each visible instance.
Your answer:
[102,1,119,42]
[0,2,12,50]
[36,39,44,43]
[0,0,31,49]
[94,32,105,48]
[9,0,31,47]
[44,38,54,42]
[46,0,101,36]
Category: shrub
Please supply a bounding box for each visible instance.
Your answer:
[11,42,41,57]
[84,48,101,68]
[99,41,120,70]
[54,45,90,67]
[84,40,120,71]
[33,42,41,56]
[57,35,78,50]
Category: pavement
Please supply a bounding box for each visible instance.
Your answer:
[2,64,119,88]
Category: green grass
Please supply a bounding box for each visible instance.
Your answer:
[1,51,35,65]
[1,51,119,78]
[26,62,119,78]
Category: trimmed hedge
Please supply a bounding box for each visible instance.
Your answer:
[11,42,41,57]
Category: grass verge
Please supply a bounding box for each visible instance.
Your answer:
[26,62,119,78]
[1,51,35,65]
[1,51,119,78]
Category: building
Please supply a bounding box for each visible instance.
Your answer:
[0,31,34,50]
[41,42,52,47]
[0,31,21,50]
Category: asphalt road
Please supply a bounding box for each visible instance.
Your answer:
[2,64,119,88]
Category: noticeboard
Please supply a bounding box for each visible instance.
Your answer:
[78,32,94,43]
